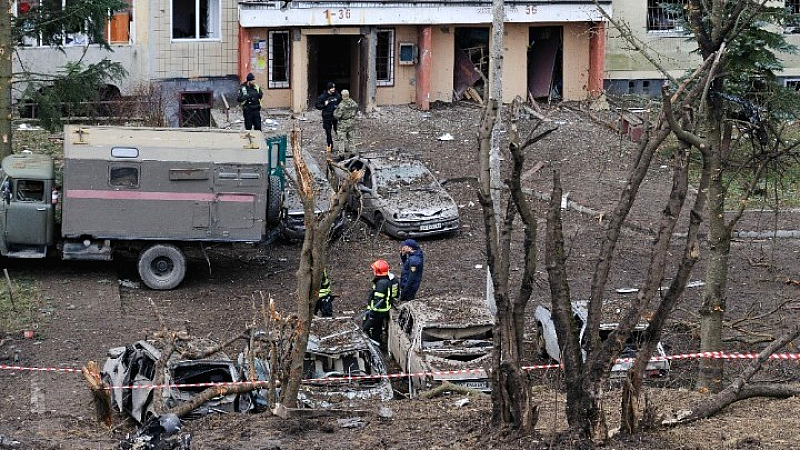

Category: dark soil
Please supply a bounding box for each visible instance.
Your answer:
[1,102,800,449]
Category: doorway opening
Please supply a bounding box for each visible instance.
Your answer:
[307,35,361,108]
[527,27,563,102]
[453,27,489,102]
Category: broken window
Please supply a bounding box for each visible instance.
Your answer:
[171,0,219,40]
[785,0,800,33]
[13,0,131,46]
[420,326,493,350]
[269,30,290,88]
[376,29,394,87]
[105,0,133,44]
[785,79,800,91]
[646,0,686,32]
[15,180,44,202]
[109,166,140,189]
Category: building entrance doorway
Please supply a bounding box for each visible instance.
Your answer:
[307,35,362,108]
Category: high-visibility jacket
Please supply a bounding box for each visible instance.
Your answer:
[368,274,399,313]
[318,269,331,299]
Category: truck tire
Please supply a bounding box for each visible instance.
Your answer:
[267,175,282,226]
[137,244,187,290]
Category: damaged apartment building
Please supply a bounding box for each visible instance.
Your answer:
[11,0,609,125]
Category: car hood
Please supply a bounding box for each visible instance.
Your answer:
[378,189,457,219]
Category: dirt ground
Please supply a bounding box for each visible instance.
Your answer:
[1,101,800,449]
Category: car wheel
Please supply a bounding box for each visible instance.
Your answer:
[137,244,187,290]
[536,322,548,358]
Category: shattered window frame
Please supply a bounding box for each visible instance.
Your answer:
[376,29,395,87]
[646,0,686,33]
[269,30,291,89]
[109,165,140,189]
[171,0,220,41]
[13,0,131,47]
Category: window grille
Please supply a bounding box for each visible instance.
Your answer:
[269,31,290,89]
[377,29,395,87]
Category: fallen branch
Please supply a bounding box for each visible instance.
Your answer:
[420,381,488,399]
[166,381,271,419]
[666,321,800,425]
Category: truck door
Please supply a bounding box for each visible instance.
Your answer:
[4,178,53,247]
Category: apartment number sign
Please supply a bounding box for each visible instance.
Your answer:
[325,9,351,20]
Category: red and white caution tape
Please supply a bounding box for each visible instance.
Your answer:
[3,351,800,390]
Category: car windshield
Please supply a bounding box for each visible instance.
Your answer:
[374,163,437,193]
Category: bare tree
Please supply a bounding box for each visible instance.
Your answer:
[479,96,555,432]
[280,126,359,407]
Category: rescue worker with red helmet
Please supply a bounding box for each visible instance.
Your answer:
[363,259,399,343]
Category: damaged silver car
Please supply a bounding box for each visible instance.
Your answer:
[102,340,255,424]
[388,296,493,395]
[336,152,460,239]
[282,148,346,241]
[298,317,394,407]
[534,301,671,379]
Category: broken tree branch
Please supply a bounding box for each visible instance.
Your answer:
[668,321,800,424]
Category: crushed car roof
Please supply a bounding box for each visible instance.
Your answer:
[401,296,494,327]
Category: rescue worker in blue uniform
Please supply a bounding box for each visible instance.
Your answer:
[399,239,424,302]
[362,259,399,343]
[314,268,334,317]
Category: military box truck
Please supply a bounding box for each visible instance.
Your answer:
[0,125,286,290]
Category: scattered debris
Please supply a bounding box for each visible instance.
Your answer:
[616,280,705,294]
[454,398,471,407]
[337,417,367,429]
[0,434,21,449]
[119,414,191,450]
[438,133,454,141]
[377,406,393,419]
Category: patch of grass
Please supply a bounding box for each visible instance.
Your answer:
[0,275,48,334]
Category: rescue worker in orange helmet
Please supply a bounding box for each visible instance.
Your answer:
[362,259,399,343]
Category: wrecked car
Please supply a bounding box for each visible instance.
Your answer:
[281,148,346,241]
[299,317,394,407]
[102,318,392,423]
[388,296,493,394]
[102,340,255,424]
[534,301,671,379]
[335,151,460,239]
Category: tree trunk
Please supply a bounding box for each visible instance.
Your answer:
[698,108,728,393]
[0,0,12,157]
[281,128,357,407]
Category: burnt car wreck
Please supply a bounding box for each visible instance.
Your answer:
[388,296,493,394]
[300,318,393,407]
[335,151,460,239]
[102,318,392,424]
[534,301,671,379]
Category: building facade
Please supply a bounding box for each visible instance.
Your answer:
[12,0,609,124]
[604,0,800,96]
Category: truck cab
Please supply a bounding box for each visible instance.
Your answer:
[0,152,57,258]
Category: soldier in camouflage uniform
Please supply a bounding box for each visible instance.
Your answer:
[332,90,359,159]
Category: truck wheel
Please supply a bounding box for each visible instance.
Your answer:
[137,244,187,290]
[267,175,282,226]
